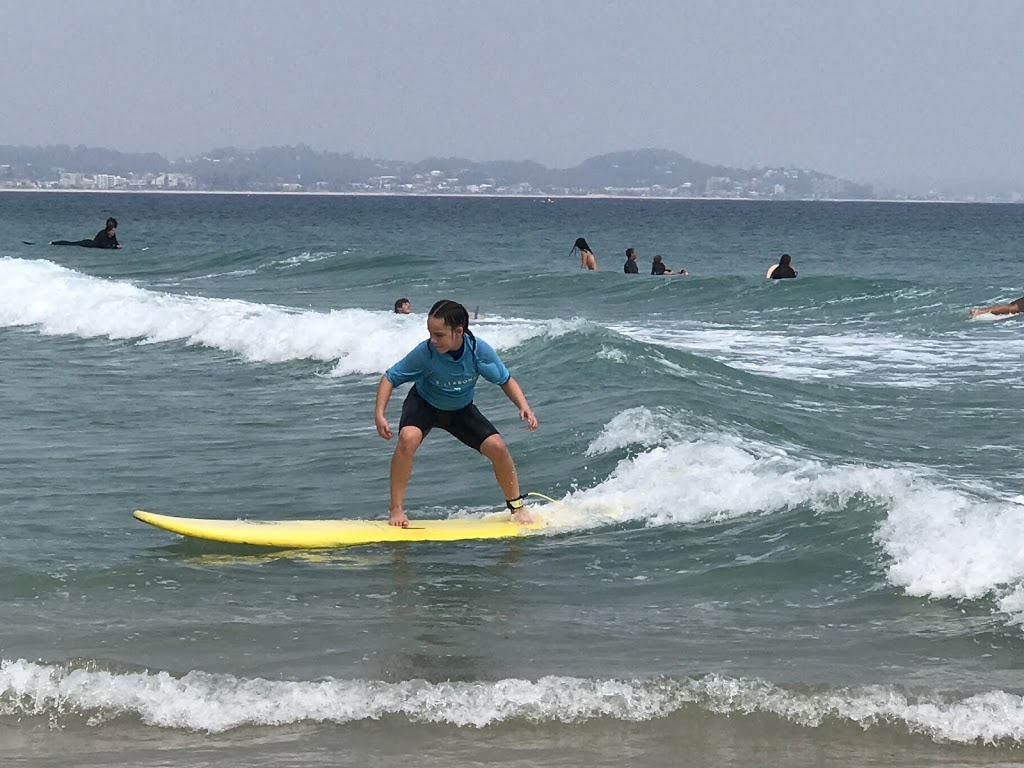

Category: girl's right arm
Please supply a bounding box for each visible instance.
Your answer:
[374,376,395,439]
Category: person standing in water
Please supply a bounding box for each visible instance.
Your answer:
[374,299,539,527]
[624,248,639,274]
[768,253,797,279]
[572,237,597,270]
[51,217,122,249]
[651,255,686,275]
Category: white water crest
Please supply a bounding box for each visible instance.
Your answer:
[2,659,1022,744]
[0,257,574,372]
[610,322,1024,388]
[548,408,1024,625]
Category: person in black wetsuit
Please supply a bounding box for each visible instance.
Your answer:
[651,255,686,275]
[768,253,797,279]
[624,248,639,274]
[51,217,122,249]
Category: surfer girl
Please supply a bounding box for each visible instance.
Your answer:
[572,237,597,270]
[374,299,538,527]
[51,217,122,249]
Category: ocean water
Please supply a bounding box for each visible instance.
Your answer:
[2,191,1024,766]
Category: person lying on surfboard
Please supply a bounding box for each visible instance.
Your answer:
[374,299,538,527]
[968,295,1024,318]
[50,217,122,249]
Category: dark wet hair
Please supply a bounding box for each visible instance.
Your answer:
[106,217,118,230]
[429,299,470,331]
[779,253,791,266]
[393,297,409,313]
[572,237,592,253]
[653,255,663,263]
[429,299,476,350]
[626,248,636,258]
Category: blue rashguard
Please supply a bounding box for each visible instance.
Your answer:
[384,336,511,411]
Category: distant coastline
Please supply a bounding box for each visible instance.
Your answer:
[1,145,878,201]
[0,188,991,205]
[6,144,1020,202]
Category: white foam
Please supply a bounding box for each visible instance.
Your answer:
[168,250,344,283]
[548,409,1024,625]
[611,322,1024,388]
[596,345,627,363]
[875,484,1024,602]
[551,429,849,530]
[0,257,571,371]
[585,407,694,455]
[2,659,1022,743]
[274,251,340,269]
[171,268,259,283]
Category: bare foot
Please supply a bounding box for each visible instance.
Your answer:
[512,507,536,525]
[968,309,983,319]
[389,510,409,527]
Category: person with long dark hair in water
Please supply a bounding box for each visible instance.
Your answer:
[571,237,597,270]
[768,253,797,279]
[51,217,122,249]
[374,299,539,527]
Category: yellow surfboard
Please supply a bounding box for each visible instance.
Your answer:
[133,510,544,549]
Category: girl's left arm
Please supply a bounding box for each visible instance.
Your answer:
[500,378,538,430]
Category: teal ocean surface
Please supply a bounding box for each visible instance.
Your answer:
[2,191,1024,767]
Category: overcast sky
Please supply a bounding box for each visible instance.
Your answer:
[4,0,1021,184]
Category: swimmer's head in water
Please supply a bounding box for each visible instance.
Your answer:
[653,255,663,264]
[393,297,411,314]
[106,217,118,231]
[779,253,791,266]
[626,248,636,259]
[572,237,591,253]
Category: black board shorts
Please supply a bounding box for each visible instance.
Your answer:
[399,387,499,451]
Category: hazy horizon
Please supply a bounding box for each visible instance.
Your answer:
[5,1,1023,188]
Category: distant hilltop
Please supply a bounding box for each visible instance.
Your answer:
[0,144,873,200]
